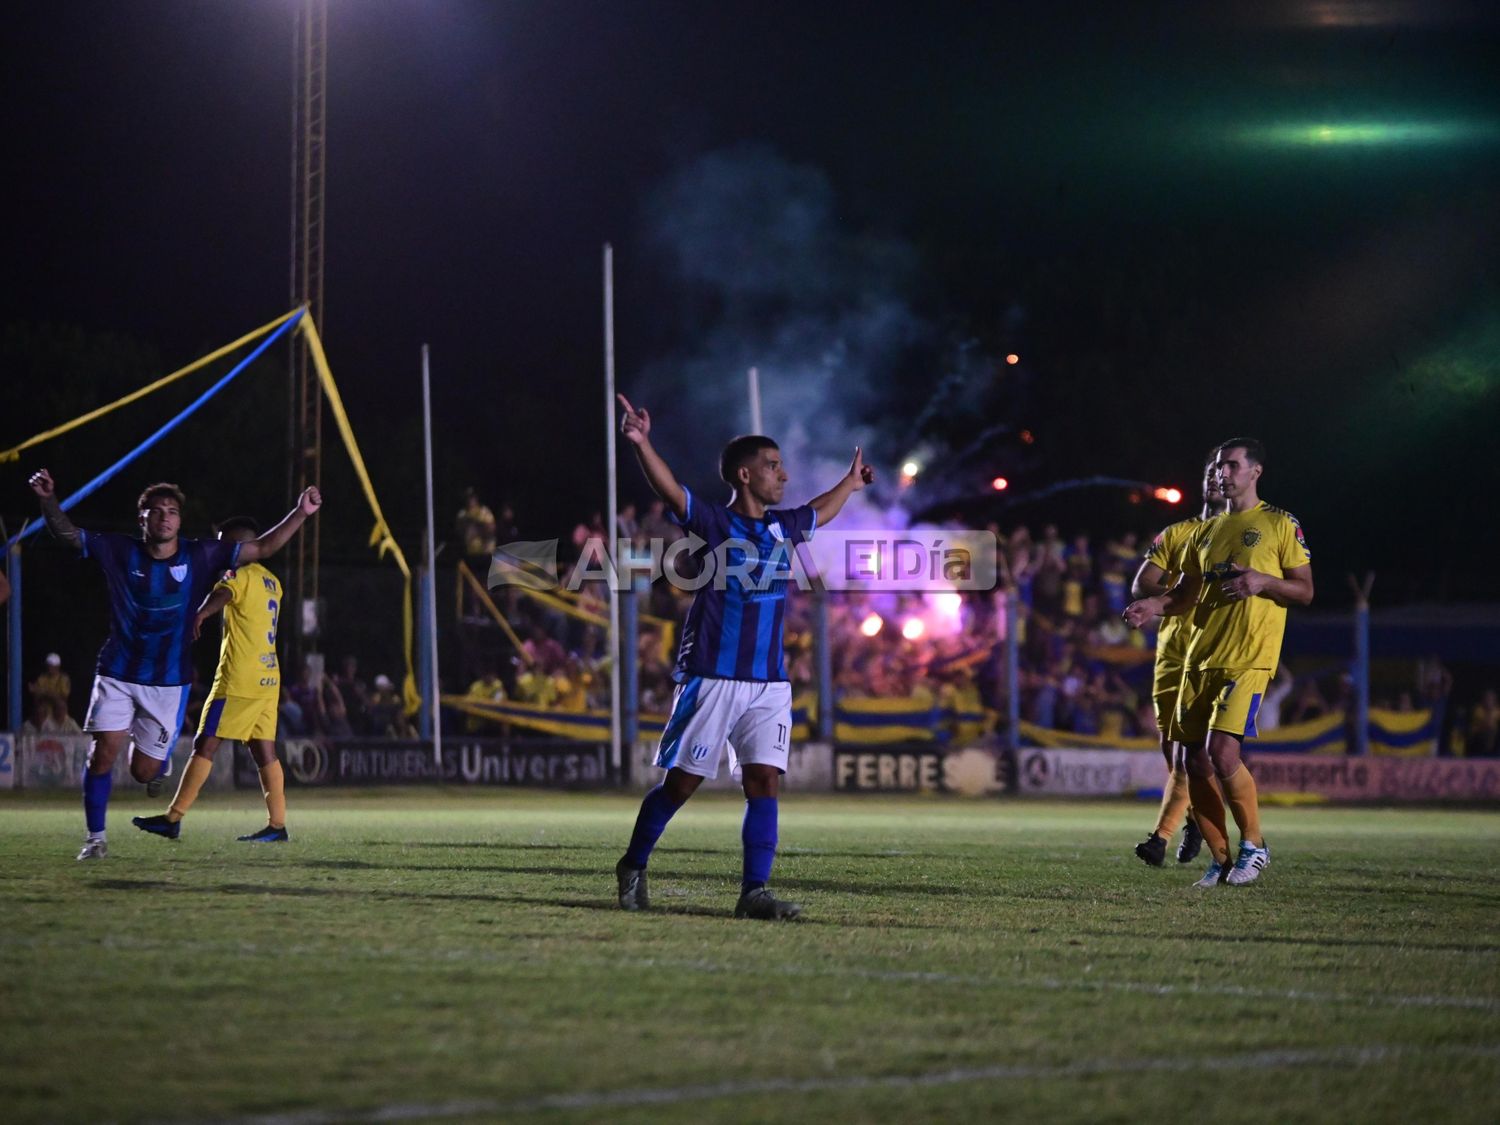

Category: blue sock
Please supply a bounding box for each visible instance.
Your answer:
[741,796,778,891]
[623,784,684,869]
[82,767,113,834]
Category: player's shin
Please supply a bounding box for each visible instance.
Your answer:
[1152,768,1191,840]
[1220,764,1263,848]
[259,760,287,829]
[168,755,216,822]
[1186,773,1231,864]
[622,783,684,869]
[82,766,112,837]
[741,796,778,891]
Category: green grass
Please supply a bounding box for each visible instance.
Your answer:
[2,789,1498,1124]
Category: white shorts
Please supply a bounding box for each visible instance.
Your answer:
[656,677,793,779]
[83,676,190,761]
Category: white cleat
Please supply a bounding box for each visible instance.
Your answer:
[1193,860,1227,889]
[76,840,108,861]
[1225,840,1270,886]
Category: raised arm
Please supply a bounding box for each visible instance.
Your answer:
[237,486,322,563]
[193,586,233,640]
[27,469,83,551]
[809,447,876,528]
[617,394,687,520]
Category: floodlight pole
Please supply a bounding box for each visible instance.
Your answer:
[422,344,442,766]
[604,245,623,779]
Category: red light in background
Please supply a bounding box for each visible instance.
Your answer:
[1154,486,1183,504]
[1005,353,1020,365]
[1020,429,1035,444]
[991,477,1009,491]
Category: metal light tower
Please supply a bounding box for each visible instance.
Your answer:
[289,0,327,665]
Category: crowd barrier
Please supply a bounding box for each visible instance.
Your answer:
[1020,708,1440,757]
[8,726,1494,803]
[6,733,235,791]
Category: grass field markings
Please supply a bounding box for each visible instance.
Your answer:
[202,1042,1500,1123]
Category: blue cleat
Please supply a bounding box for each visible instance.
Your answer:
[238,825,289,843]
[132,814,181,840]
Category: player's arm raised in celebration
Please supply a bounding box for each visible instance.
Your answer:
[617,394,687,520]
[193,586,233,641]
[27,469,82,551]
[237,487,322,563]
[1219,563,1313,608]
[1123,573,1201,629]
[809,447,875,527]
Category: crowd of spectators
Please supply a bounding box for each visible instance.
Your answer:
[457,488,1486,753]
[8,490,1492,756]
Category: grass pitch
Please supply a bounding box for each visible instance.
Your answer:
[1,788,1497,1124]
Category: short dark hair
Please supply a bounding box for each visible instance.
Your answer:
[1216,438,1265,467]
[719,435,779,486]
[215,515,261,537]
[137,482,185,512]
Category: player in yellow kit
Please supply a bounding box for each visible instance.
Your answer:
[1130,457,1224,867]
[1124,439,1312,887]
[132,517,289,842]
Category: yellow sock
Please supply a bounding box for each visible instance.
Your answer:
[1186,773,1231,864]
[1221,764,1263,847]
[1152,769,1192,840]
[167,755,216,822]
[260,760,286,829]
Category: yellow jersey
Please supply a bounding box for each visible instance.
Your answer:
[207,562,282,698]
[1143,515,1207,674]
[1182,502,1311,673]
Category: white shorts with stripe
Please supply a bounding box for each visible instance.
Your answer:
[656,677,792,780]
[83,675,190,761]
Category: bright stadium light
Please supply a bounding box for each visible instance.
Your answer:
[1005,353,1020,365]
[932,591,963,623]
[901,617,925,641]
[901,460,921,478]
[1154,486,1183,504]
[860,613,884,637]
[991,476,1009,491]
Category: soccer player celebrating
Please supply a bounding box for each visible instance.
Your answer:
[132,517,290,843]
[1129,456,1225,867]
[27,469,320,860]
[612,393,874,920]
[1124,439,1312,886]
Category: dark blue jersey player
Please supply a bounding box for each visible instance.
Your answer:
[613,394,874,920]
[28,468,320,860]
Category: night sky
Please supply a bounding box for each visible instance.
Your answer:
[6,1,1499,605]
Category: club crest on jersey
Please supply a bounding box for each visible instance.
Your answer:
[169,563,188,582]
[1241,529,1262,548]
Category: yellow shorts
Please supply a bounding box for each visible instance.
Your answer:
[198,694,278,742]
[1151,663,1185,737]
[1176,668,1271,743]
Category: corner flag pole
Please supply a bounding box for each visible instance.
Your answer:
[604,244,623,778]
[422,344,442,766]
